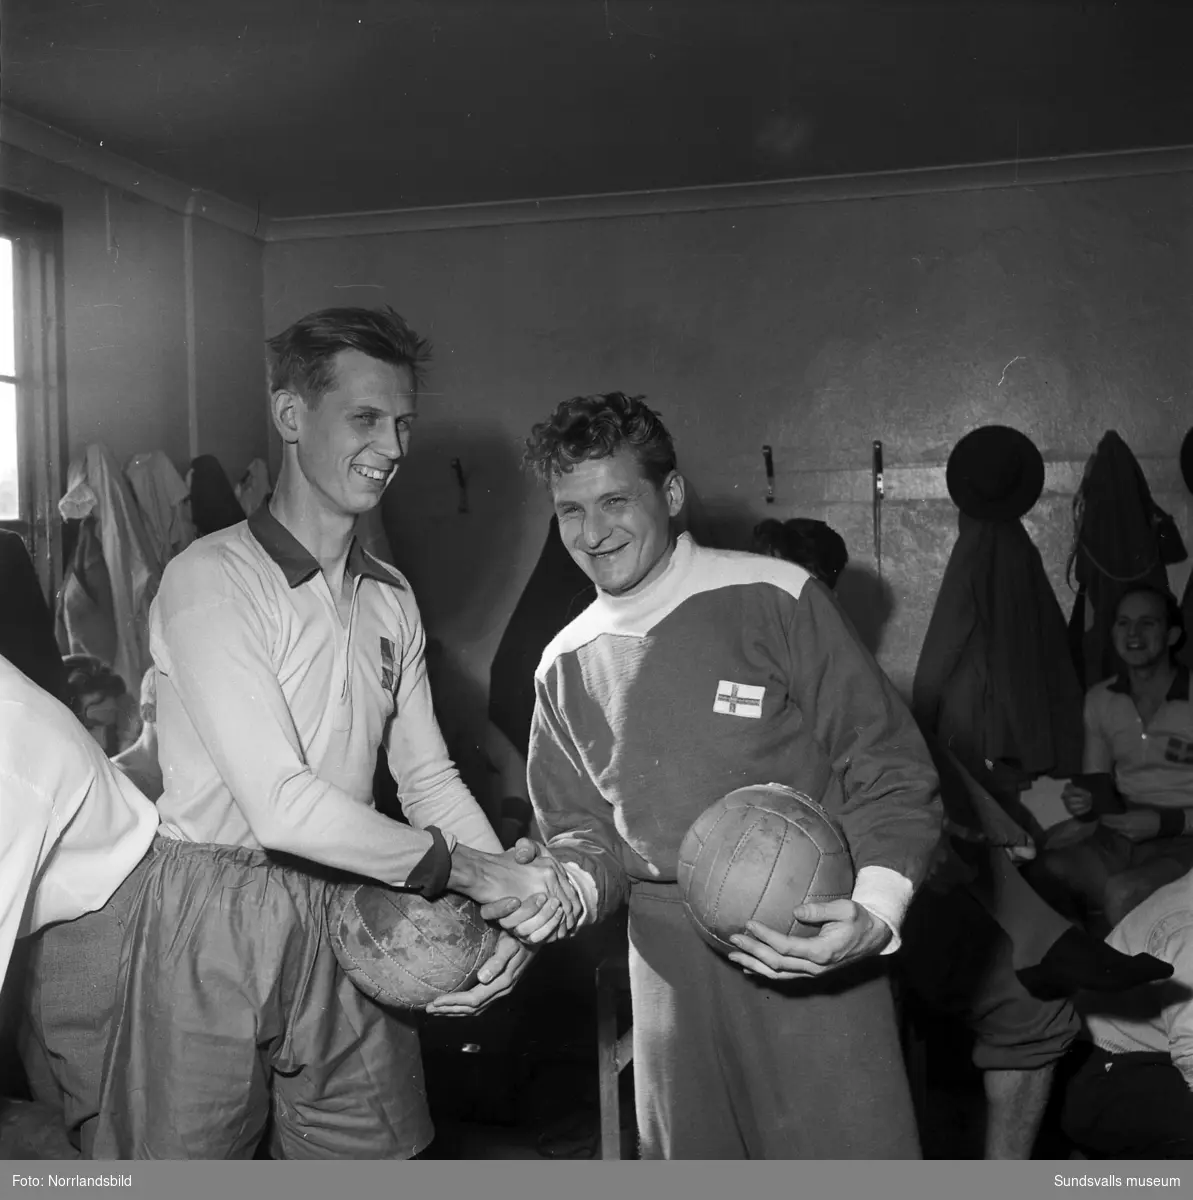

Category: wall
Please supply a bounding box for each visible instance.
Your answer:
[0,141,267,482]
[263,170,1193,711]
[191,217,267,481]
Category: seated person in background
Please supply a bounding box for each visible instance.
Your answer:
[1033,586,1193,931]
[752,517,848,589]
[110,668,163,802]
[0,654,158,1149]
[1062,868,1193,1160]
[62,655,139,757]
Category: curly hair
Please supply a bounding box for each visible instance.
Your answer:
[265,305,432,405]
[62,654,126,718]
[752,518,849,589]
[523,392,677,486]
[1116,584,1188,655]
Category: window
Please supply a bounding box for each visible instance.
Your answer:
[0,237,17,518]
[0,190,68,594]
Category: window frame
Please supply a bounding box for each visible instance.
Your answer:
[0,189,69,595]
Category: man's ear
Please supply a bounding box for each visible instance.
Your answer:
[270,390,303,444]
[664,470,686,519]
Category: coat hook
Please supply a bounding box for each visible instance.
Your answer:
[872,440,884,579]
[450,458,469,514]
[762,445,775,504]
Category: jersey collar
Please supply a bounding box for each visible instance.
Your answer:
[247,504,405,590]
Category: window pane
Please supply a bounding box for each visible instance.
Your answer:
[0,381,17,518]
[0,238,13,377]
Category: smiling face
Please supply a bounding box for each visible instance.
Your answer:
[277,348,416,519]
[551,448,685,597]
[1112,590,1178,671]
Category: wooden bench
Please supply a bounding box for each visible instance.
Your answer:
[595,952,633,1160]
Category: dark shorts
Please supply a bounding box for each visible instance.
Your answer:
[1032,829,1193,925]
[627,880,920,1160]
[899,882,1080,1072]
[91,837,431,1160]
[1062,1045,1193,1159]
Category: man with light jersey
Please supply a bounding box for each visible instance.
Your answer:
[83,307,578,1160]
[485,392,942,1159]
[1,654,158,1155]
[1034,586,1193,930]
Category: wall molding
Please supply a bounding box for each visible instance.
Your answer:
[266,145,1193,242]
[4,104,1192,244]
[0,106,263,239]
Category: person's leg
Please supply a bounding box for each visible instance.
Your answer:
[730,960,921,1160]
[1062,1047,1193,1159]
[901,880,1079,1159]
[92,841,292,1159]
[626,885,747,1160]
[1103,837,1193,927]
[20,851,152,1156]
[1104,860,1190,928]
[983,1065,1056,1159]
[1025,836,1126,926]
[269,876,433,1161]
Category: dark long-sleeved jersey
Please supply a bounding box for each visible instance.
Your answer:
[529,534,943,944]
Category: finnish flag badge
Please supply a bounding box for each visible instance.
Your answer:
[713,680,765,719]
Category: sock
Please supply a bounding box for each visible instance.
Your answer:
[1016,926,1174,1000]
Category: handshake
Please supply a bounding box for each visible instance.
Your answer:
[448,838,584,945]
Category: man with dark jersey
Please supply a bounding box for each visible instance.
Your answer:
[513,392,942,1159]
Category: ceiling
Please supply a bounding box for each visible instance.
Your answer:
[3,0,1193,219]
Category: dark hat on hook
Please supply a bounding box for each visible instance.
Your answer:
[945,425,1045,521]
[1181,426,1193,495]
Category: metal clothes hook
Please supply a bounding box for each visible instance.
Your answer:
[762,445,775,504]
[450,458,469,514]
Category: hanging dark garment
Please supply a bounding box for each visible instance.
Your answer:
[1066,431,1177,687]
[0,531,71,705]
[189,455,246,537]
[488,516,596,755]
[914,512,1085,788]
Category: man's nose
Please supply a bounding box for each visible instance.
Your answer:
[583,510,612,546]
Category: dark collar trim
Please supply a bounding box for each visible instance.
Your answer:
[1107,663,1190,703]
[247,504,404,591]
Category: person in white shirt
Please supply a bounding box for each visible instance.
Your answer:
[1062,869,1193,1159]
[0,654,158,1155]
[78,306,577,1161]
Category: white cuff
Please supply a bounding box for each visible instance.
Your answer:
[851,865,914,955]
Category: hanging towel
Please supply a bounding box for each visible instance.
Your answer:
[125,450,194,568]
[235,458,271,517]
[57,445,161,693]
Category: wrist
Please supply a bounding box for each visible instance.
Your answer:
[447,843,486,899]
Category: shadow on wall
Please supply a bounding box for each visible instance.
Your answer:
[685,484,897,658]
[379,421,531,638]
[835,564,896,659]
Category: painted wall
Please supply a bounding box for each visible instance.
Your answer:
[1,142,267,482]
[263,171,1193,719]
[191,216,267,481]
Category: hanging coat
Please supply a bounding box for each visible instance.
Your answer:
[57,445,161,693]
[1066,430,1176,687]
[488,516,596,755]
[235,458,271,518]
[913,512,1085,787]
